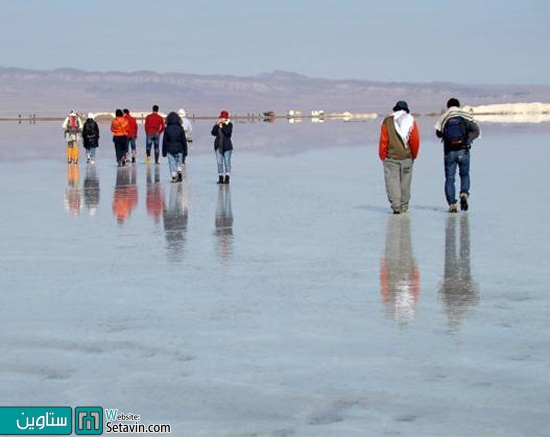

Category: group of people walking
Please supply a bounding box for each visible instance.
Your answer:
[64,97,480,212]
[62,106,233,184]
[379,97,480,213]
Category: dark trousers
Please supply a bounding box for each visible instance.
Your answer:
[113,136,128,163]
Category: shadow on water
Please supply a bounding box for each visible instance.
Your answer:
[214,185,234,267]
[146,165,165,225]
[64,164,82,216]
[379,215,420,325]
[163,183,189,263]
[83,164,100,216]
[438,214,480,332]
[112,166,138,225]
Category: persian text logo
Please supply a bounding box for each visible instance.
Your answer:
[75,407,103,435]
[0,407,72,435]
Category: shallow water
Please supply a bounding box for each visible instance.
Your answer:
[0,120,549,436]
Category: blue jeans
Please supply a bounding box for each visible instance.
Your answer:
[444,148,470,204]
[146,134,160,155]
[216,149,232,174]
[128,136,137,152]
[167,153,182,176]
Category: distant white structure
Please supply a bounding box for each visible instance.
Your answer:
[287,109,302,118]
[330,111,378,121]
[463,102,550,123]
[463,102,550,115]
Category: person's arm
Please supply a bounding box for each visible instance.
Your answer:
[436,129,443,139]
[159,116,166,134]
[409,121,420,160]
[466,119,480,145]
[211,124,219,136]
[181,127,188,156]
[162,131,167,157]
[379,123,388,161]
[94,121,100,139]
[221,122,233,137]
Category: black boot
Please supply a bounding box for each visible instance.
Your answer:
[217,175,224,184]
[224,175,230,184]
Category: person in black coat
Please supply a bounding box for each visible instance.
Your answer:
[211,110,233,184]
[162,111,188,183]
[82,112,100,164]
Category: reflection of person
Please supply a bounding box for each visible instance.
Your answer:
[112,166,138,224]
[162,111,188,183]
[211,110,233,184]
[435,98,481,213]
[378,101,420,214]
[214,185,234,265]
[146,165,165,224]
[123,108,138,163]
[83,164,100,216]
[438,214,479,331]
[64,164,82,215]
[82,112,100,164]
[145,105,166,165]
[163,183,189,263]
[111,109,129,167]
[379,215,420,323]
[62,111,83,164]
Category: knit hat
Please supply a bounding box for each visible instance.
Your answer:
[178,108,187,118]
[219,110,229,119]
[392,101,409,113]
[87,112,95,120]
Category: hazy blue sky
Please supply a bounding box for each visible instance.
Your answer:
[1,0,549,85]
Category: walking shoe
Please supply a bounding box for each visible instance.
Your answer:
[460,193,469,211]
[171,175,178,183]
[146,156,151,164]
[224,175,230,184]
[155,161,160,165]
[392,208,401,215]
[131,157,136,164]
[217,175,224,184]
[177,171,183,182]
[449,203,458,213]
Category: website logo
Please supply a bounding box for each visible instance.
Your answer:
[74,407,103,435]
[0,407,72,435]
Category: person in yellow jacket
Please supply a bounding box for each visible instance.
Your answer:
[62,111,83,164]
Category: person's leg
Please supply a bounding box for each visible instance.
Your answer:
[153,134,160,164]
[399,158,414,212]
[176,153,183,182]
[444,151,459,206]
[383,159,402,213]
[145,134,152,162]
[129,137,137,162]
[223,150,232,183]
[167,153,177,180]
[457,149,470,210]
[216,149,225,183]
[90,147,96,162]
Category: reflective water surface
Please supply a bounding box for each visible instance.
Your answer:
[0,120,549,435]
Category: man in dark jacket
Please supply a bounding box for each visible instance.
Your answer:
[435,98,480,212]
[162,112,187,183]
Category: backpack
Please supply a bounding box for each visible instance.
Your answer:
[67,115,81,134]
[443,116,468,148]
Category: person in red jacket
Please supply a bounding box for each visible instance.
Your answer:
[144,105,165,164]
[378,101,420,214]
[123,108,138,163]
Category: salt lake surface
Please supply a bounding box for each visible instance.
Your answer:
[0,119,549,436]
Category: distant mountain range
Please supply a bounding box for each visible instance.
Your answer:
[1,67,550,117]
